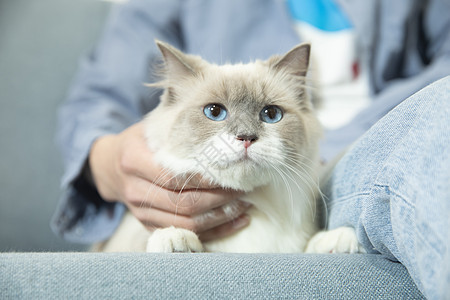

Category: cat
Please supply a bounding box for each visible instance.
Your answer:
[98,40,364,254]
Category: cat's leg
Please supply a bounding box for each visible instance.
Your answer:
[146,226,203,253]
[305,227,365,254]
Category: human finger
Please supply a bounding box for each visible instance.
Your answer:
[132,199,251,233]
[125,177,244,216]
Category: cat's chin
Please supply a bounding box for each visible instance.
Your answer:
[153,150,271,192]
[201,164,272,192]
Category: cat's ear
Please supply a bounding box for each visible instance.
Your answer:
[155,40,201,79]
[272,43,310,77]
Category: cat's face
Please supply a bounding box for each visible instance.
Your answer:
[145,41,322,192]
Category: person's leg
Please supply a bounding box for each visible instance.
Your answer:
[323,76,450,299]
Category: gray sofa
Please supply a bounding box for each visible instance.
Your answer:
[1,253,423,299]
[0,0,424,298]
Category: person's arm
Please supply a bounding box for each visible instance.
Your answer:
[321,0,450,161]
[51,0,184,243]
[51,0,250,244]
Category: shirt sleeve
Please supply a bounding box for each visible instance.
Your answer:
[51,0,183,244]
[320,0,450,161]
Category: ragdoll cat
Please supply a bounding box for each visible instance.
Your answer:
[99,41,364,254]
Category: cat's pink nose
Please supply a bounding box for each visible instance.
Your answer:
[236,135,258,148]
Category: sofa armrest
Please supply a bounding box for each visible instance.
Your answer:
[0,253,423,298]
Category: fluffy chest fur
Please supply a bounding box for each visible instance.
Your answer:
[204,177,319,253]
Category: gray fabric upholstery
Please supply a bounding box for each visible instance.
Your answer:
[0,253,424,299]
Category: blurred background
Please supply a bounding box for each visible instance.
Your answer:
[0,0,111,251]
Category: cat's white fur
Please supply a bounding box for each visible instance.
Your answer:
[97,41,363,254]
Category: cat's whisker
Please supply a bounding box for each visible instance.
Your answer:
[255,150,320,222]
[259,145,322,193]
[279,155,320,210]
[279,164,314,221]
[140,167,180,230]
[145,168,186,207]
[255,156,300,223]
[283,161,328,226]
[271,164,296,226]
[280,148,319,170]
[255,143,317,169]
[279,161,318,220]
[280,151,329,223]
[141,168,171,208]
[177,172,201,205]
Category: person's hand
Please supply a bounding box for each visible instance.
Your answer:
[88,122,250,241]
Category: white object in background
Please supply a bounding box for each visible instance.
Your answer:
[316,72,371,130]
[294,22,371,130]
[295,21,355,85]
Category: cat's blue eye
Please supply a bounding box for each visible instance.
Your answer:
[203,104,228,121]
[260,105,283,123]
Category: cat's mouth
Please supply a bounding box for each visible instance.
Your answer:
[191,146,271,191]
[234,154,253,165]
[193,135,267,174]
[211,149,259,170]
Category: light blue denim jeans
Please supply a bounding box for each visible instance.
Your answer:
[323,76,450,299]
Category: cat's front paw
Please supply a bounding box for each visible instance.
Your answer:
[146,226,203,253]
[305,226,365,254]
